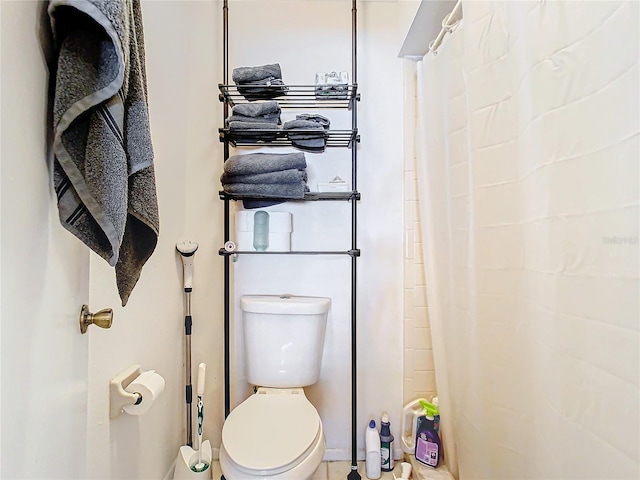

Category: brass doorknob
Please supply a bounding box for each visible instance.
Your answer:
[79,304,113,334]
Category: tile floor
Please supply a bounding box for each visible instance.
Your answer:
[209,461,398,480]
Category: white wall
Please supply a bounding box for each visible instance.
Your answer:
[227,0,405,461]
[85,2,222,479]
[1,2,90,478]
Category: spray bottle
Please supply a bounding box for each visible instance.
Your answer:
[380,412,394,472]
[415,400,441,468]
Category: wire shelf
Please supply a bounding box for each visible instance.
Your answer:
[218,84,359,109]
[219,128,359,148]
[218,248,360,257]
[218,191,360,202]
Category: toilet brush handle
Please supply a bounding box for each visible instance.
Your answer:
[197,363,206,395]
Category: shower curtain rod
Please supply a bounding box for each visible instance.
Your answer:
[427,0,463,55]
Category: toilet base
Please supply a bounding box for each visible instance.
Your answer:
[219,427,325,480]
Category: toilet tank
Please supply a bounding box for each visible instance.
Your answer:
[241,295,331,388]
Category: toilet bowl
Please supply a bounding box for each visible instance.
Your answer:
[219,295,331,480]
[219,388,325,479]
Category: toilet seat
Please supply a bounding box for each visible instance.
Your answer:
[222,389,321,476]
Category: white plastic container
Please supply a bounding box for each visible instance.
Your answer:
[317,175,349,193]
[235,211,292,252]
[365,419,381,479]
[400,398,428,453]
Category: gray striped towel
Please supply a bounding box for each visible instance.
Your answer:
[48,0,159,306]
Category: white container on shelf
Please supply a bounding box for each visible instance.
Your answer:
[317,175,349,193]
[235,211,292,252]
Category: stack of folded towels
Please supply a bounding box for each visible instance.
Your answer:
[232,63,288,101]
[283,113,330,153]
[221,152,308,208]
[226,100,281,141]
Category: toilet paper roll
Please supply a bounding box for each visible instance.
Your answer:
[123,370,165,415]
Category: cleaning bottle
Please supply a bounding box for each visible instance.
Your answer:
[365,419,381,479]
[253,210,269,251]
[415,400,441,468]
[380,412,394,472]
[431,396,444,463]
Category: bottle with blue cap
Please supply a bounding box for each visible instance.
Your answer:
[365,419,381,479]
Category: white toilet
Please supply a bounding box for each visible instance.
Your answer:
[219,294,331,480]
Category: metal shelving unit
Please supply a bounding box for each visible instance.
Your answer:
[219,2,361,478]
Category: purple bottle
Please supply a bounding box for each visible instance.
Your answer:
[415,412,441,467]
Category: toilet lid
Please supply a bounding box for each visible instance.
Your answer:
[222,392,321,475]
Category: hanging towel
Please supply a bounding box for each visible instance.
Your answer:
[48,0,159,307]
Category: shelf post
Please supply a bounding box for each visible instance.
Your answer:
[348,1,361,479]
[222,0,231,421]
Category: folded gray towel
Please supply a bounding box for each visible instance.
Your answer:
[283,119,326,132]
[232,63,282,83]
[48,0,159,307]
[221,169,307,185]
[228,121,279,131]
[232,101,281,118]
[224,152,306,176]
[243,198,287,209]
[225,115,280,127]
[223,181,307,199]
[227,121,279,141]
[284,120,326,148]
[237,79,288,100]
[225,100,281,127]
[296,113,331,129]
[290,138,326,153]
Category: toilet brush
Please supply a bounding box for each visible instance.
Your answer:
[191,363,208,473]
[173,361,212,479]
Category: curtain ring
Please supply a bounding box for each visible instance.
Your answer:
[442,14,453,32]
[442,12,460,32]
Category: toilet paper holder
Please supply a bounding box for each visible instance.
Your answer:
[109,364,144,418]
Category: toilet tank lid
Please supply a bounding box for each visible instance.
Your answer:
[241,295,331,315]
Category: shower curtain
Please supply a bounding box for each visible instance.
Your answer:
[411,1,639,479]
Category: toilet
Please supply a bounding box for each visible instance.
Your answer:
[219,294,331,480]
